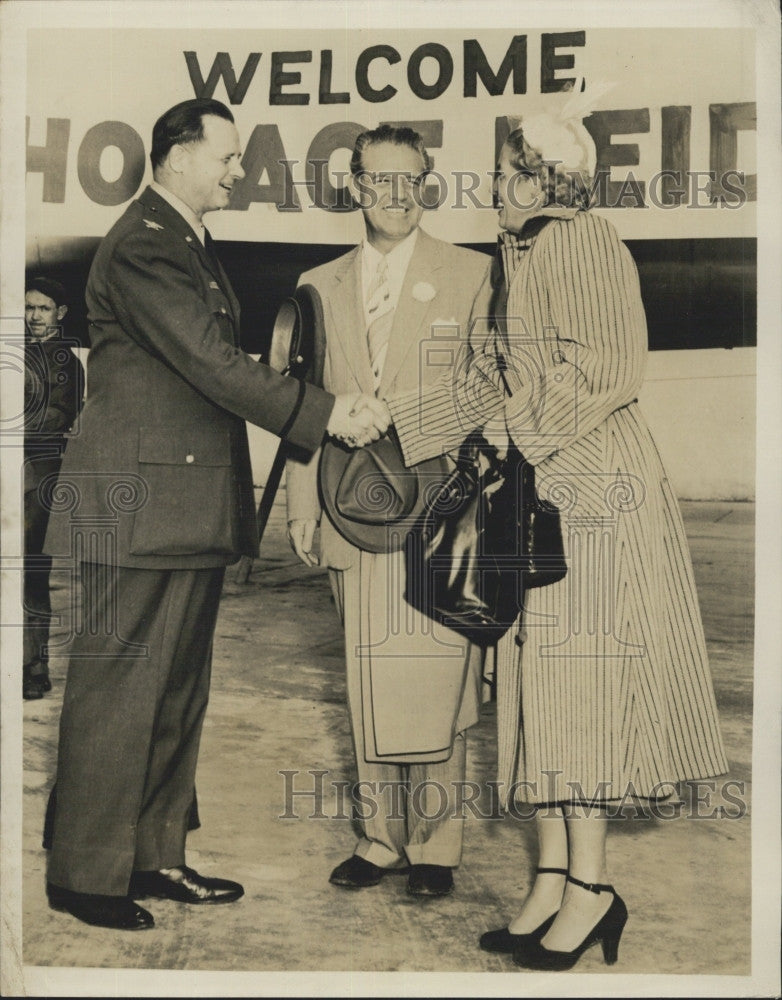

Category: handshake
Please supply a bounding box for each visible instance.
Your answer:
[326,393,392,448]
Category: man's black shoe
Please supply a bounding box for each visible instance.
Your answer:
[47,883,154,930]
[329,855,385,889]
[129,865,244,904]
[407,864,454,897]
[23,678,44,700]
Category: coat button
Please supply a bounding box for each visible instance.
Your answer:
[186,453,195,464]
[220,306,227,314]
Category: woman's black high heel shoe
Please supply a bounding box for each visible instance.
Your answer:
[479,867,567,954]
[513,875,628,971]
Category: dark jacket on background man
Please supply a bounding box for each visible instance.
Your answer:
[24,334,84,495]
[24,332,84,686]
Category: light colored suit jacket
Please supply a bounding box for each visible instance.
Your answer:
[286,228,492,568]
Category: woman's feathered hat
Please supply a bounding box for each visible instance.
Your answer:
[504,78,614,175]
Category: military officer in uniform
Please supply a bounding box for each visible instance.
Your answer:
[44,98,388,931]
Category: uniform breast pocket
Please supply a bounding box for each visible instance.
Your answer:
[129,425,238,557]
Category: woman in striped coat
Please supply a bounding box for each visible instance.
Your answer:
[388,113,728,970]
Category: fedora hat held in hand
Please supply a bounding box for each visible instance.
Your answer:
[319,432,449,554]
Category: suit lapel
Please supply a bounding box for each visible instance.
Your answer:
[137,188,240,339]
[378,230,444,396]
[202,233,241,327]
[327,247,375,390]
[188,235,240,342]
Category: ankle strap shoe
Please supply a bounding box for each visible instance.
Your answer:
[479,868,566,953]
[513,880,628,971]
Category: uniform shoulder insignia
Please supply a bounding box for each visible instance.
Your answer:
[143,219,164,230]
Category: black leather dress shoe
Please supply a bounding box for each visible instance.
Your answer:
[23,678,44,700]
[24,675,51,700]
[129,866,244,904]
[407,864,454,897]
[47,883,154,930]
[329,855,385,889]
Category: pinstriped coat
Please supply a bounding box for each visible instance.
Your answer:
[392,209,728,804]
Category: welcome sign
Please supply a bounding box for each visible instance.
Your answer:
[26,28,756,248]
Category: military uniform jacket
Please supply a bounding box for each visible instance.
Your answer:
[24,336,84,495]
[45,186,334,570]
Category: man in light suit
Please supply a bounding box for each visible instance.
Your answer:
[286,125,492,897]
[43,98,388,931]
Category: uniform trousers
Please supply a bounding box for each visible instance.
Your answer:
[330,566,468,869]
[47,561,224,896]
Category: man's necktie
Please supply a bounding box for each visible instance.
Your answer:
[365,257,393,389]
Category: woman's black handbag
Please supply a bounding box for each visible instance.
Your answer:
[404,432,567,646]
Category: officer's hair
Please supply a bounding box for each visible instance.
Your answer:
[151,98,235,171]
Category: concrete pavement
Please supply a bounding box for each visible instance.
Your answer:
[20,496,755,985]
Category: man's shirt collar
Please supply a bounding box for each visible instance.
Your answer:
[361,227,419,278]
[150,182,207,245]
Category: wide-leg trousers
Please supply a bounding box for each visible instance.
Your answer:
[47,561,224,896]
[330,564,470,869]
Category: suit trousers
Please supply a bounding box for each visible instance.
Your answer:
[47,561,225,896]
[330,567,467,869]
